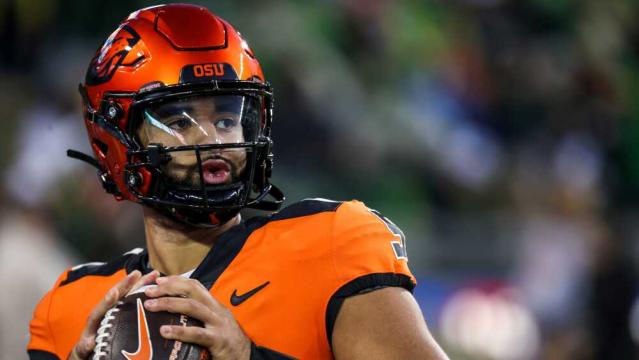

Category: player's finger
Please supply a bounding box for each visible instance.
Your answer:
[69,335,96,359]
[158,324,216,348]
[143,296,220,325]
[147,276,202,297]
[128,270,160,295]
[73,270,141,358]
[86,270,141,329]
[145,276,220,310]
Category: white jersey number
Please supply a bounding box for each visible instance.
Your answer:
[368,209,408,261]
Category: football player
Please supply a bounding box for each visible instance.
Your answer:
[27,4,449,360]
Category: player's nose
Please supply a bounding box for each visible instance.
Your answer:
[193,120,223,145]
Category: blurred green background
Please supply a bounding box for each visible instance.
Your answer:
[1,0,639,359]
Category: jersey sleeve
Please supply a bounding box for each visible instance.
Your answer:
[27,269,70,359]
[325,201,417,346]
[331,200,416,288]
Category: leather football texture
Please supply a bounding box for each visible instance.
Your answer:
[91,289,210,360]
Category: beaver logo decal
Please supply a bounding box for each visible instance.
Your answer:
[85,24,147,85]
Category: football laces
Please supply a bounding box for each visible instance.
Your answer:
[92,301,123,359]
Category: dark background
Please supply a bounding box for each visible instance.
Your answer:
[1,0,639,358]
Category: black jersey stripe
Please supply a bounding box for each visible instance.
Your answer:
[59,249,145,286]
[271,199,341,221]
[192,215,269,287]
[250,342,298,359]
[28,350,60,360]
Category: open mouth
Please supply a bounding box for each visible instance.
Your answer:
[201,159,231,185]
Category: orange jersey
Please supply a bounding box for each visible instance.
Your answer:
[28,199,416,359]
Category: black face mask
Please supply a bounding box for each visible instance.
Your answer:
[123,83,283,227]
[72,81,283,228]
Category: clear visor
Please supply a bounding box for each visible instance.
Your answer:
[140,94,261,148]
[136,94,262,188]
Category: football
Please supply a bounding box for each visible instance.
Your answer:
[92,287,209,360]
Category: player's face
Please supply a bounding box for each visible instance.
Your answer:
[138,95,258,187]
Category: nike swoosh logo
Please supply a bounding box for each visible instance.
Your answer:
[122,298,153,360]
[230,281,270,306]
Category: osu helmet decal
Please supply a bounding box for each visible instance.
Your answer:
[69,4,284,227]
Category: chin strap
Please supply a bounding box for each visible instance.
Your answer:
[156,204,240,229]
[159,184,284,228]
[249,184,285,211]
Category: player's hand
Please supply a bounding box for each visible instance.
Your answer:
[67,270,160,360]
[143,276,251,360]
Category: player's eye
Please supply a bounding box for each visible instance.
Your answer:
[215,117,239,130]
[166,117,193,131]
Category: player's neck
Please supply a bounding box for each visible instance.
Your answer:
[141,207,241,276]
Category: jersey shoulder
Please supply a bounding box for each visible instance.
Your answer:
[246,198,343,255]
[260,198,411,271]
[255,199,416,348]
[265,197,380,225]
[330,200,413,276]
